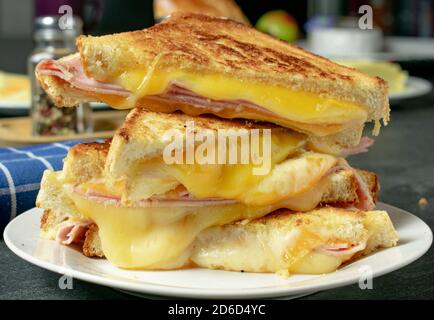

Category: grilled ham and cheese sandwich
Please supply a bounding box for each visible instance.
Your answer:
[36,109,397,273]
[35,13,389,151]
[35,14,397,275]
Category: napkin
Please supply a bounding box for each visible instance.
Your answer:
[0,140,90,229]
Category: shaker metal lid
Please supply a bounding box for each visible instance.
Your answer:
[33,15,83,40]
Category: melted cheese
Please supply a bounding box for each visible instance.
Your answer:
[67,182,354,272]
[102,68,368,131]
[166,152,337,206]
[94,146,338,208]
[68,189,275,269]
[290,252,345,274]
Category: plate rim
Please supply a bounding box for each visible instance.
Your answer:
[389,76,433,101]
[3,203,433,299]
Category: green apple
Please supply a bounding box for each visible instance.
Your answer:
[256,10,299,43]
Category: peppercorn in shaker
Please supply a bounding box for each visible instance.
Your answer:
[28,16,92,136]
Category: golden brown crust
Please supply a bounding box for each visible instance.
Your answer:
[191,207,397,273]
[83,224,104,258]
[36,72,95,107]
[69,140,111,157]
[237,206,366,226]
[61,140,111,184]
[40,209,51,232]
[77,12,382,83]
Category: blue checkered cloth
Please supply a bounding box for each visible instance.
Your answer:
[0,141,89,229]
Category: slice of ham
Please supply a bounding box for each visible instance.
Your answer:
[352,169,376,211]
[314,242,366,256]
[37,56,130,97]
[75,185,239,207]
[336,160,376,211]
[56,221,91,245]
[340,137,375,157]
[159,84,280,117]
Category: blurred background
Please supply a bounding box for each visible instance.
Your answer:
[1,0,434,72]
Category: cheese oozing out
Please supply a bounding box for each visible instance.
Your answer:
[65,183,358,273]
[68,188,276,269]
[64,151,344,271]
[48,149,362,273]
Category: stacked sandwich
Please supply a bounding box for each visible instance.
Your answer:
[35,13,398,274]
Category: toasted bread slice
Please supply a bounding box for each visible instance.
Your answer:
[153,0,250,24]
[77,13,388,121]
[37,141,110,239]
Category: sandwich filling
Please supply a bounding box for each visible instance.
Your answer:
[37,55,368,137]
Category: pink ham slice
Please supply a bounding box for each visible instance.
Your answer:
[340,137,375,157]
[314,242,366,256]
[37,56,130,97]
[334,161,376,211]
[156,84,281,118]
[322,162,375,211]
[56,221,91,245]
[76,186,239,207]
[352,169,376,211]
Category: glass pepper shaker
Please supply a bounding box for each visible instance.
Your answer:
[28,16,92,136]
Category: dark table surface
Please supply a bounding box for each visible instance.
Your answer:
[1,39,434,300]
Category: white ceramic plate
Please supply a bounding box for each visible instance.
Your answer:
[0,100,30,116]
[389,77,432,102]
[3,203,432,299]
